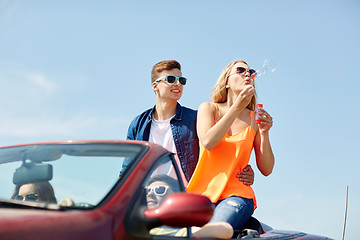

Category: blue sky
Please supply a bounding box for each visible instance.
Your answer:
[1,0,359,239]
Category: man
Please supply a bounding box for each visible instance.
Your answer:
[120,60,254,185]
[146,174,233,239]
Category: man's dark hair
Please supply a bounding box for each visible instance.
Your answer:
[151,60,181,83]
[146,174,180,192]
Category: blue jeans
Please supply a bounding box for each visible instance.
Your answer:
[209,196,254,231]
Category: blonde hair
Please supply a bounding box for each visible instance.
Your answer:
[211,60,257,110]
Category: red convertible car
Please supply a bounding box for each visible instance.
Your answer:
[0,140,332,239]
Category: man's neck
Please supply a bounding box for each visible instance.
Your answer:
[153,100,177,121]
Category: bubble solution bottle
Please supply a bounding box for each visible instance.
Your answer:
[255,104,263,124]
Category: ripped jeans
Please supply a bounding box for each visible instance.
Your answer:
[209,196,254,231]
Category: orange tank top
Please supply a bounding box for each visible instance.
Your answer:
[186,103,257,209]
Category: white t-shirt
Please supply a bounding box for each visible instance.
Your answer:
[149,117,188,186]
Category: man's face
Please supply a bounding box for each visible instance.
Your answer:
[153,68,184,101]
[146,181,174,210]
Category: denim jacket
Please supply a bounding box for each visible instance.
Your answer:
[121,103,199,181]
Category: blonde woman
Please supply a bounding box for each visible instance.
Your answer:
[187,59,274,232]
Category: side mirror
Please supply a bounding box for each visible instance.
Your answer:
[145,192,214,227]
[13,162,53,185]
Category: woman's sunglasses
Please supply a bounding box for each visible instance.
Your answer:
[235,67,257,76]
[155,75,187,86]
[14,193,39,201]
[145,185,169,196]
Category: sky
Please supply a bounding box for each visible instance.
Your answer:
[0,0,359,239]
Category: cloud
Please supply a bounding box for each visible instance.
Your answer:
[25,72,58,95]
[0,68,60,107]
[0,62,129,143]
[0,114,128,138]
[0,0,19,27]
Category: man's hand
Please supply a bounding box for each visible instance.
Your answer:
[237,164,254,186]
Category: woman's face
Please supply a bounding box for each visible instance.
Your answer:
[146,181,174,210]
[16,184,39,202]
[226,62,252,92]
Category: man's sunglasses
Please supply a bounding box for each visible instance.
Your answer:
[235,67,257,76]
[155,75,187,86]
[14,193,39,201]
[145,185,169,196]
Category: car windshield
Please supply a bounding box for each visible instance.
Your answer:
[0,141,147,209]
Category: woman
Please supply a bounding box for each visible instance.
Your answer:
[11,181,57,204]
[186,59,275,231]
[147,175,233,239]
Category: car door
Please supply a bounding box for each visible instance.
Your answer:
[124,153,197,239]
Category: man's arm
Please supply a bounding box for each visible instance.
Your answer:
[120,120,137,177]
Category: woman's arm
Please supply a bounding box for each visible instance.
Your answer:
[197,85,255,150]
[196,102,228,150]
[175,222,233,239]
[254,108,275,176]
[192,222,233,239]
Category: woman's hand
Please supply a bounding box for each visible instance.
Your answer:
[256,108,273,133]
[234,85,255,110]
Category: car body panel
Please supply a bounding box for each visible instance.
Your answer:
[0,140,332,240]
[0,208,113,239]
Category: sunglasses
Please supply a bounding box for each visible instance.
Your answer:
[235,67,257,76]
[145,185,169,196]
[155,75,187,86]
[14,193,39,201]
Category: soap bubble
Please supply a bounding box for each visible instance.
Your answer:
[254,58,276,79]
